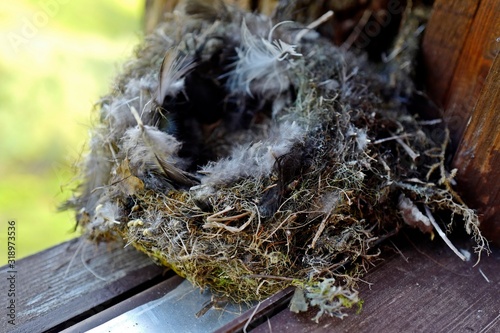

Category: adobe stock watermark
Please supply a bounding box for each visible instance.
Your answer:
[7,0,70,53]
[5,220,17,326]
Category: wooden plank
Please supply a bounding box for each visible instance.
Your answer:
[62,275,184,332]
[452,53,500,244]
[0,238,165,333]
[251,236,500,332]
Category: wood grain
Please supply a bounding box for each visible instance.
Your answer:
[453,53,500,244]
[0,238,165,333]
[422,0,480,109]
[443,0,500,148]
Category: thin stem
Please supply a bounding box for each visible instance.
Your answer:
[424,206,466,261]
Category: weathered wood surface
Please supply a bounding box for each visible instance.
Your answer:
[0,238,165,333]
[251,237,500,333]
[422,0,499,147]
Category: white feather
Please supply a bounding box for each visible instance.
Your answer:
[91,202,121,231]
[227,20,301,97]
[199,122,305,187]
[101,98,138,140]
[122,126,181,169]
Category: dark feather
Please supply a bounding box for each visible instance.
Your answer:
[156,50,196,105]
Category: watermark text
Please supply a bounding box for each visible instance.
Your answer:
[6,220,17,326]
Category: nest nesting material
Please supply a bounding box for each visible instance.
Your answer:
[68,1,487,321]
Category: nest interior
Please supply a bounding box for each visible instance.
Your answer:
[67,0,487,321]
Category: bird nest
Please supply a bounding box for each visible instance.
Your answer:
[67,1,487,321]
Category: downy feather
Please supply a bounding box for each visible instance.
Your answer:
[227,20,301,97]
[76,130,114,215]
[199,121,305,187]
[122,107,198,187]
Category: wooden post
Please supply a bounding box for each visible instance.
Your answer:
[423,0,499,148]
[422,0,482,111]
[423,0,500,243]
[452,54,500,243]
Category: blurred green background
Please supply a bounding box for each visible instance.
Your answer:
[0,0,143,264]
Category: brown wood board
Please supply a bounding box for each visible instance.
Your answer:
[423,0,500,148]
[1,238,165,333]
[3,237,498,333]
[422,0,481,108]
[442,0,499,148]
[453,52,500,244]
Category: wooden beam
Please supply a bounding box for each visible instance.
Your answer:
[443,0,500,148]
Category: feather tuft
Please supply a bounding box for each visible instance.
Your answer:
[156,49,196,105]
[123,107,199,187]
[226,20,301,98]
[199,121,305,188]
